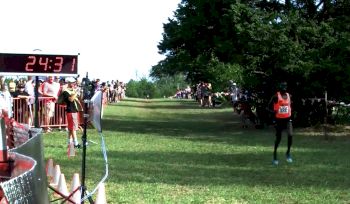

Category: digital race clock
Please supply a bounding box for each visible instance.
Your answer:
[0,53,78,76]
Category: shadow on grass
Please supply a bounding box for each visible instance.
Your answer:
[104,100,290,148]
[117,98,149,103]
[122,98,197,103]
[115,101,216,110]
[115,103,206,110]
[111,98,231,110]
[101,117,276,147]
[103,110,349,150]
[100,98,350,191]
[102,150,350,190]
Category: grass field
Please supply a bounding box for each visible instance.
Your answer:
[44,98,350,204]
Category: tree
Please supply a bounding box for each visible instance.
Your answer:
[126,75,188,99]
[152,74,188,98]
[152,0,350,102]
[125,79,140,98]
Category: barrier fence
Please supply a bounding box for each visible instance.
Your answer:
[13,97,69,129]
[12,92,108,129]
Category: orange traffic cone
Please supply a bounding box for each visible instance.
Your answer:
[67,142,76,157]
[70,173,81,204]
[46,158,54,181]
[95,183,107,204]
[51,164,61,187]
[57,173,69,197]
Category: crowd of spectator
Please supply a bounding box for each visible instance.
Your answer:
[103,80,126,104]
[195,82,213,107]
[170,80,258,128]
[172,82,227,108]
[174,86,192,99]
[0,75,126,132]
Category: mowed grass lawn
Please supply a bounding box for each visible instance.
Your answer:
[44,98,350,204]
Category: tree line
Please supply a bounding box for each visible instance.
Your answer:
[126,75,188,99]
[150,0,350,103]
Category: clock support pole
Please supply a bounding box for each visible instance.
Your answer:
[34,76,40,128]
[81,73,94,204]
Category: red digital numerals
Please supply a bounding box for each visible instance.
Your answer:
[54,57,63,72]
[24,55,77,73]
[71,58,76,72]
[25,56,36,71]
[39,57,49,71]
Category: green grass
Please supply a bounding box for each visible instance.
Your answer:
[44,98,350,204]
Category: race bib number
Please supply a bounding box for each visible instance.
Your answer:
[278,106,289,114]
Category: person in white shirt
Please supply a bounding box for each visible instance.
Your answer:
[0,84,12,118]
[0,86,9,117]
[42,76,60,132]
[24,76,35,125]
[24,76,35,102]
[228,80,240,113]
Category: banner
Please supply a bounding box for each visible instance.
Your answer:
[90,91,103,133]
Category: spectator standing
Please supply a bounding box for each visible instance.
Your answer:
[0,76,5,88]
[185,86,192,99]
[117,81,123,101]
[57,78,68,131]
[0,84,12,118]
[12,83,30,124]
[207,83,213,107]
[61,77,83,148]
[25,76,35,104]
[42,76,60,132]
[0,92,9,118]
[8,79,16,97]
[228,80,240,113]
[201,83,210,107]
[112,81,118,102]
[25,76,35,125]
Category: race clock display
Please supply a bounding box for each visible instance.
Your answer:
[0,53,78,76]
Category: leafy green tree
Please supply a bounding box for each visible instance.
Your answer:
[137,78,156,98]
[125,79,140,98]
[153,74,188,98]
[152,0,350,101]
[126,74,190,99]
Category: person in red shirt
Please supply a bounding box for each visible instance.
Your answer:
[268,81,293,165]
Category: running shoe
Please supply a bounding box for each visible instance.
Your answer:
[286,154,293,163]
[272,159,279,166]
